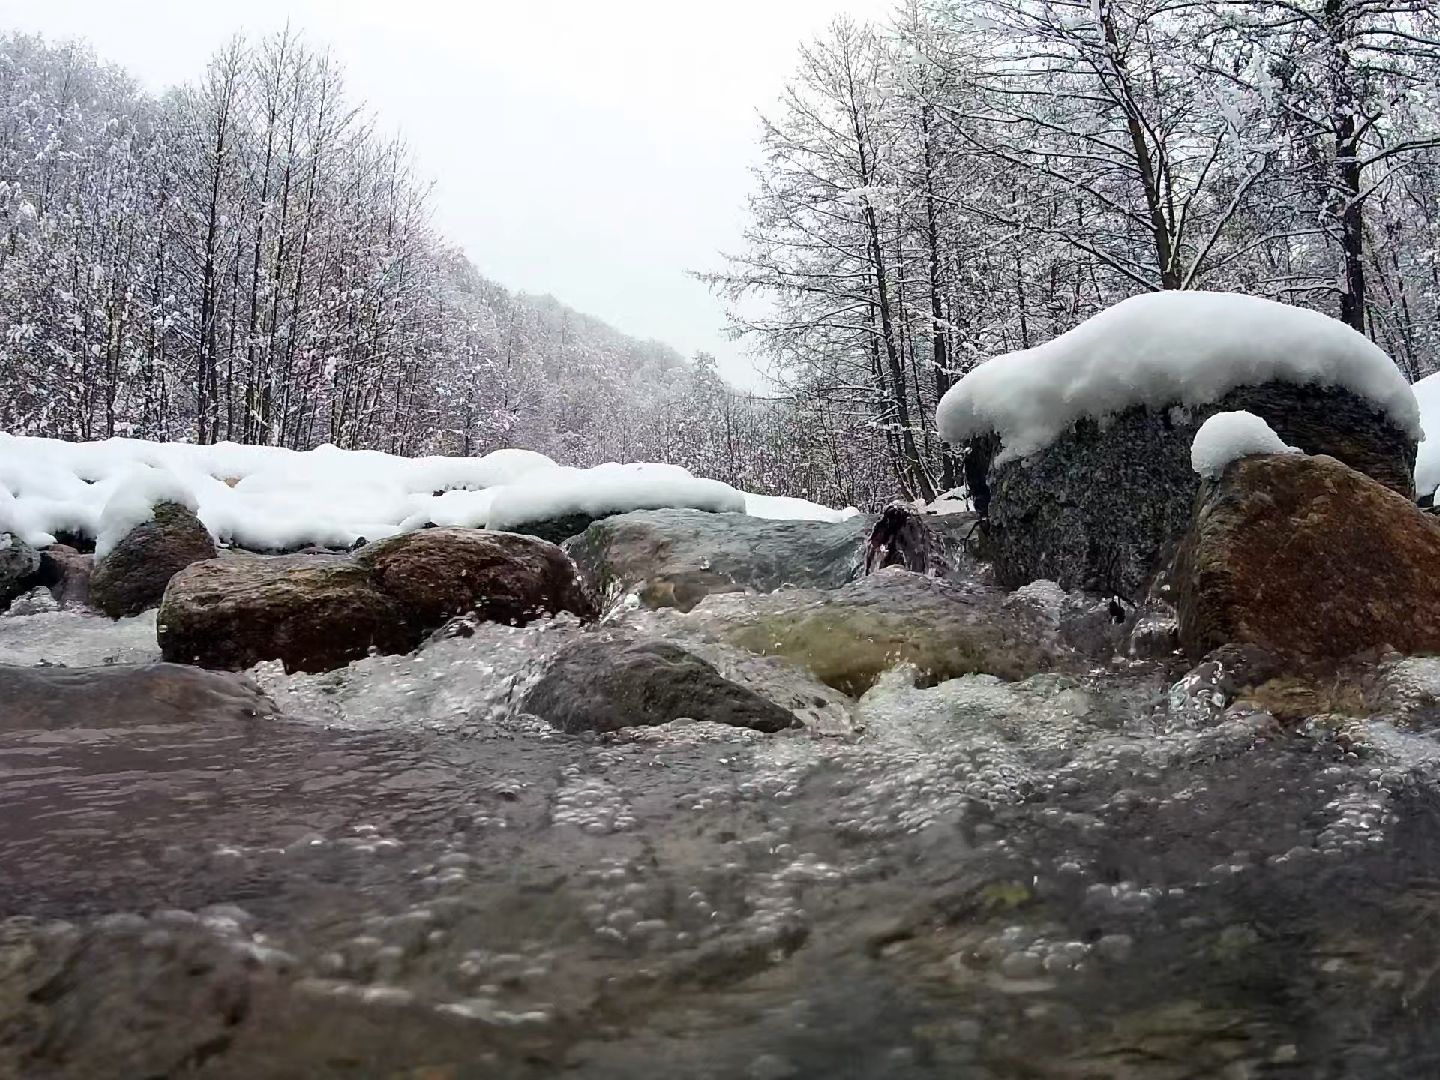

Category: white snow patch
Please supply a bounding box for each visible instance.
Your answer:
[487,463,745,532]
[1190,411,1300,479]
[0,435,849,552]
[1412,370,1440,500]
[94,467,201,561]
[743,492,861,522]
[937,292,1420,463]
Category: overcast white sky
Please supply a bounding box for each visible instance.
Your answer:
[7,0,892,388]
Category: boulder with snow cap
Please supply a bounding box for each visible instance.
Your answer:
[942,293,1419,600]
[486,463,748,544]
[90,501,217,618]
[1174,452,1440,662]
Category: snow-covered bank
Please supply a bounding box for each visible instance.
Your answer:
[937,292,1422,463]
[0,434,857,552]
[1414,371,1440,500]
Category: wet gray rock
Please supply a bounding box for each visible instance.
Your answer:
[565,508,872,612]
[0,662,276,730]
[158,555,411,673]
[0,531,41,610]
[522,633,799,734]
[966,382,1417,600]
[862,503,984,582]
[0,918,261,1079]
[34,544,92,608]
[90,501,217,618]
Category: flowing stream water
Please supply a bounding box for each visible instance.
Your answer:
[6,604,1440,1078]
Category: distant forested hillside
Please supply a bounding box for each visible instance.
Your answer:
[0,32,874,504]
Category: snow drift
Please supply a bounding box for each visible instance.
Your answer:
[0,434,857,552]
[937,292,1421,464]
[1190,411,1300,479]
[1413,370,1440,500]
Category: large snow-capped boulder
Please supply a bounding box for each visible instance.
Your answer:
[0,662,276,730]
[942,294,1420,599]
[0,532,41,611]
[353,527,596,628]
[1174,452,1440,661]
[521,633,799,734]
[90,500,217,618]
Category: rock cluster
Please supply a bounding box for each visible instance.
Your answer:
[158,528,597,673]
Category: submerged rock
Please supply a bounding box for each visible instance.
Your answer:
[565,508,872,611]
[967,383,1417,600]
[0,662,276,730]
[355,527,596,629]
[158,555,410,673]
[674,567,1081,696]
[522,633,799,734]
[1175,452,1440,661]
[89,501,217,618]
[0,531,41,610]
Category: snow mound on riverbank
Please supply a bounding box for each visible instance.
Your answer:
[1412,371,1440,500]
[0,434,853,551]
[938,292,1420,464]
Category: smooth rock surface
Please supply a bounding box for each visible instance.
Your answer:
[1175,452,1440,661]
[565,508,872,612]
[0,662,276,730]
[521,633,799,734]
[967,382,1417,600]
[90,501,217,618]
